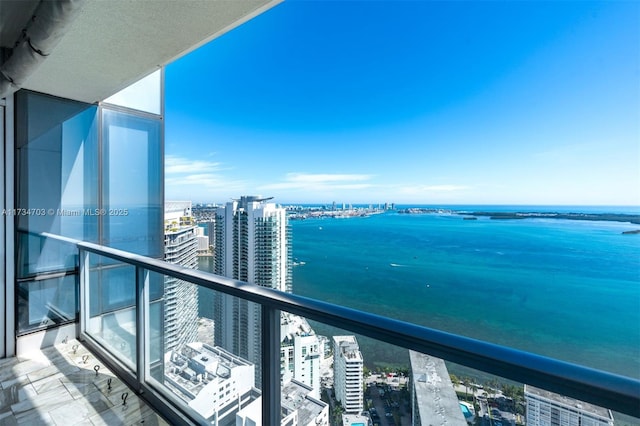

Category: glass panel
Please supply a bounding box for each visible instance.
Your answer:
[146,275,263,425]
[15,91,98,277]
[103,69,162,115]
[16,231,77,278]
[101,108,163,258]
[17,275,77,332]
[86,253,137,370]
[285,312,636,426]
[14,91,98,334]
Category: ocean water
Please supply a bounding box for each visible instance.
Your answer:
[290,210,640,379]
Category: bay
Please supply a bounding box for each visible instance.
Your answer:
[290,209,640,379]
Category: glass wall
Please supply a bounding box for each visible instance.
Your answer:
[15,69,164,335]
[101,108,163,258]
[15,91,98,332]
[103,69,162,115]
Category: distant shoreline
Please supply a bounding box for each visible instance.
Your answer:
[464,211,640,225]
[396,208,640,225]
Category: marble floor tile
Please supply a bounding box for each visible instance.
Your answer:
[0,375,29,390]
[0,367,23,385]
[87,399,152,426]
[0,388,21,413]
[61,382,96,401]
[0,410,18,426]
[8,360,52,381]
[47,389,113,426]
[11,407,54,425]
[11,380,77,424]
[48,399,92,425]
[59,370,119,401]
[0,341,171,426]
[0,383,37,411]
[0,359,19,377]
[30,375,65,395]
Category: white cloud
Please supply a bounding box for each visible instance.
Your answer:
[397,184,471,194]
[164,160,474,203]
[165,155,248,201]
[165,155,223,174]
[423,184,470,191]
[259,173,375,191]
[285,173,373,183]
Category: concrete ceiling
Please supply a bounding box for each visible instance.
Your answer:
[1,0,282,103]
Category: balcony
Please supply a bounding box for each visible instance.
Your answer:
[0,339,169,425]
[5,232,639,425]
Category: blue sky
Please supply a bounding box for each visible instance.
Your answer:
[165,0,639,206]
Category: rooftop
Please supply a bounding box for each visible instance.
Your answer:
[334,335,364,362]
[343,413,371,425]
[525,384,614,420]
[409,350,467,426]
[281,312,316,341]
[281,380,327,426]
[165,342,254,399]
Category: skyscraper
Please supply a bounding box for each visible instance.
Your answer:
[409,351,467,426]
[332,335,364,414]
[280,312,321,398]
[164,201,199,352]
[209,196,292,380]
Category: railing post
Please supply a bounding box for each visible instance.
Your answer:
[136,266,150,387]
[261,304,280,425]
[78,248,89,336]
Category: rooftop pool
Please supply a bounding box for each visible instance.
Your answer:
[460,402,473,419]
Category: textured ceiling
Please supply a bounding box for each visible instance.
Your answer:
[4,0,281,103]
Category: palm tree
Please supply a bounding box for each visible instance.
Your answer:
[462,377,471,401]
[333,403,344,425]
[450,374,460,388]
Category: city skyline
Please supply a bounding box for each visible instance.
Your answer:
[165,0,639,206]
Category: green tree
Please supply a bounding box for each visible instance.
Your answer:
[333,403,344,426]
[462,377,471,401]
[450,374,460,388]
[363,365,371,378]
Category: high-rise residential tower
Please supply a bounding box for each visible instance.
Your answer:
[332,335,364,414]
[280,312,321,398]
[209,196,292,381]
[164,201,199,352]
[409,351,468,426]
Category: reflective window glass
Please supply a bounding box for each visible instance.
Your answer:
[17,275,77,332]
[102,108,163,257]
[16,92,98,277]
[103,69,162,115]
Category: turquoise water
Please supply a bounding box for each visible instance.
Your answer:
[460,403,472,418]
[290,211,640,379]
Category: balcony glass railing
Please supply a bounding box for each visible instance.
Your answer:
[33,232,640,425]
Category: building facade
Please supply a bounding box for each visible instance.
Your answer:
[165,342,257,424]
[209,196,292,382]
[525,385,615,426]
[164,201,199,352]
[236,379,329,426]
[332,335,364,414]
[280,313,321,398]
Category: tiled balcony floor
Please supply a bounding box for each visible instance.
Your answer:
[0,339,169,425]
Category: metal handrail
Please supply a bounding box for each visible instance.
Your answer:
[40,232,640,418]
